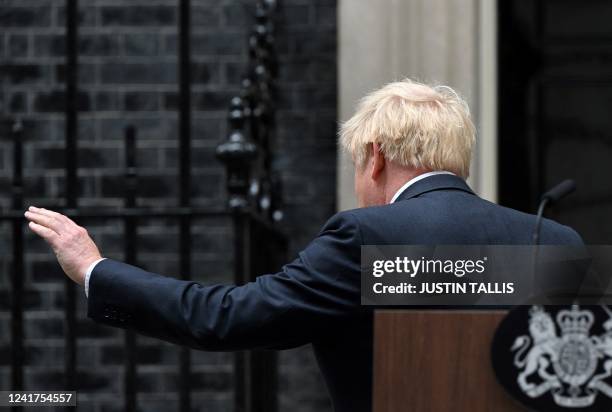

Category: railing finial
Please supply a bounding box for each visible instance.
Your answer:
[216,97,258,209]
[217,0,282,220]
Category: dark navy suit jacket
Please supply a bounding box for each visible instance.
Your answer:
[87,174,583,412]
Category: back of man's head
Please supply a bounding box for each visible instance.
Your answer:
[339,79,476,179]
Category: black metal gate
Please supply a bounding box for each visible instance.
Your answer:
[2,1,286,411]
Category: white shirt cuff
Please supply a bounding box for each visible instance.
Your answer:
[84,258,106,298]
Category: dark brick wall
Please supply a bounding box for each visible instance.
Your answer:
[0,0,337,411]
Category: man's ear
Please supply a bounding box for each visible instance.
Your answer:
[370,142,385,180]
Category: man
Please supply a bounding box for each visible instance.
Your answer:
[26,79,582,412]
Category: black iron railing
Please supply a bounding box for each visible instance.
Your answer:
[2,1,285,412]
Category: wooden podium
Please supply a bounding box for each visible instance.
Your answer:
[373,310,524,411]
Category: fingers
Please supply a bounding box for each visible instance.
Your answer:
[24,210,64,233]
[24,206,84,237]
[28,221,59,245]
[28,206,74,226]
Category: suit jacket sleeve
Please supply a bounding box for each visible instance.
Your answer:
[87,211,363,351]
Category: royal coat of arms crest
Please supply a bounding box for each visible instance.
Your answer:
[510,305,612,408]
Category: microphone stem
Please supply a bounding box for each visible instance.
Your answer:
[532,197,549,245]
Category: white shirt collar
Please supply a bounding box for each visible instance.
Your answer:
[389,171,456,204]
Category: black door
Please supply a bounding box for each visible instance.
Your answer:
[499,0,612,242]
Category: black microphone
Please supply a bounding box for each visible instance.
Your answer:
[541,179,576,204]
[532,179,576,244]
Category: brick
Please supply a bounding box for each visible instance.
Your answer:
[94,91,121,112]
[24,370,65,391]
[19,118,60,142]
[191,146,221,169]
[136,147,161,169]
[0,367,8,392]
[123,91,160,111]
[0,289,43,311]
[100,6,176,26]
[25,317,64,339]
[190,171,224,199]
[96,117,166,141]
[33,90,91,112]
[56,5,97,27]
[0,64,49,84]
[186,370,232,391]
[291,29,336,55]
[190,258,234,282]
[9,92,26,113]
[279,85,335,111]
[313,114,339,147]
[0,347,10,365]
[162,92,178,110]
[192,33,246,56]
[101,343,178,365]
[100,62,177,84]
[192,4,221,28]
[79,34,120,57]
[76,370,118,391]
[33,34,65,57]
[93,233,125,255]
[315,4,336,27]
[30,147,121,170]
[7,34,28,58]
[136,370,162,392]
[312,56,336,83]
[191,116,224,142]
[101,175,178,199]
[191,225,232,254]
[0,146,5,170]
[282,4,312,26]
[55,63,97,85]
[72,400,97,412]
[137,230,179,254]
[0,6,51,27]
[277,112,309,136]
[75,319,119,339]
[161,33,178,55]
[277,58,313,83]
[134,258,179,278]
[21,175,60,201]
[98,344,128,365]
[275,33,291,55]
[222,3,250,27]
[78,118,97,141]
[191,61,219,85]
[0,318,8,339]
[298,85,336,110]
[24,344,64,367]
[77,342,100,367]
[81,147,123,169]
[223,60,244,85]
[131,398,181,412]
[0,178,12,200]
[192,90,235,111]
[123,33,159,56]
[99,400,123,412]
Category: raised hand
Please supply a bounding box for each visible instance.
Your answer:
[24,206,102,285]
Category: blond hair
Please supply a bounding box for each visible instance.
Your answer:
[339,79,475,178]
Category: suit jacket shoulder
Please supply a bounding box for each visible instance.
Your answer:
[339,175,583,246]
